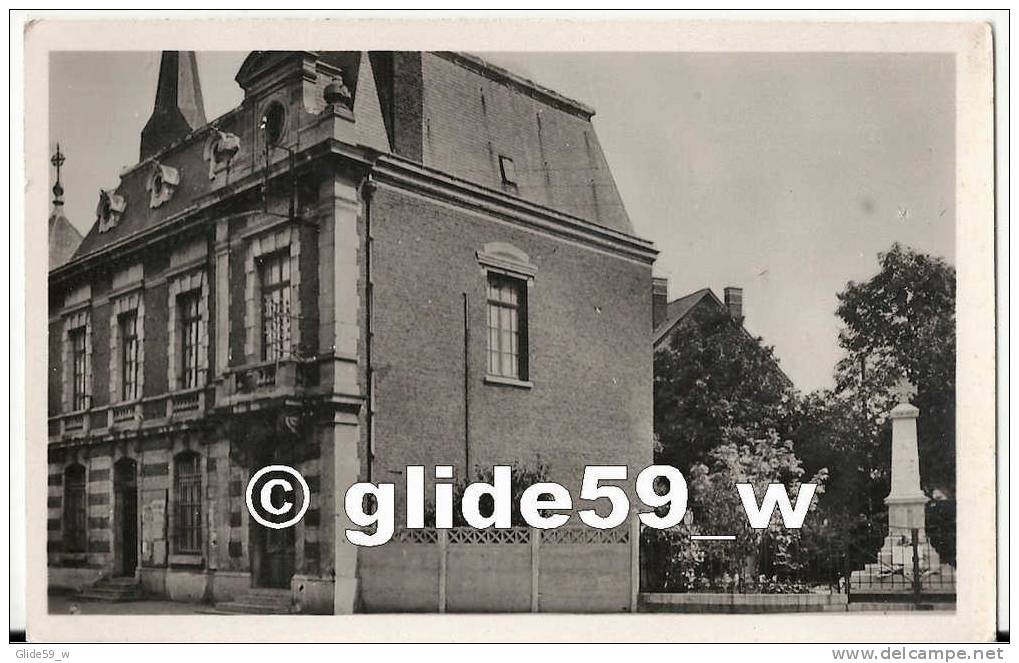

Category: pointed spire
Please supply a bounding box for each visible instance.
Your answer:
[140,51,207,160]
[49,142,82,268]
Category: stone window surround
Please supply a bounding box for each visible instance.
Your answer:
[167,268,210,392]
[475,242,535,389]
[244,224,301,362]
[167,438,207,567]
[61,306,92,412]
[109,288,146,403]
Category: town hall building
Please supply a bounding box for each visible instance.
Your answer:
[47,51,657,613]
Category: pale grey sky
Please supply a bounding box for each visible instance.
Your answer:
[49,51,955,392]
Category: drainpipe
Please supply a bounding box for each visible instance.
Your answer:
[362,176,376,483]
[463,292,470,477]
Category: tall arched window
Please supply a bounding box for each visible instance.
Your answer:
[63,464,87,553]
[173,452,202,554]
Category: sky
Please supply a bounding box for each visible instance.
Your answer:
[49,51,955,392]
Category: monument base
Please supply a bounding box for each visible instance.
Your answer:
[850,534,956,595]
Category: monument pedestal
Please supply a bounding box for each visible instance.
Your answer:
[850,396,956,596]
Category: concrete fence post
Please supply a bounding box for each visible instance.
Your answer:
[629,513,640,613]
[530,527,540,613]
[438,528,448,613]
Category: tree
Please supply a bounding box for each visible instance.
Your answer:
[643,429,829,593]
[808,243,958,562]
[834,243,956,499]
[654,303,794,474]
[786,389,890,561]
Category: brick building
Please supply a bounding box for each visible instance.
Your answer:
[47,51,656,613]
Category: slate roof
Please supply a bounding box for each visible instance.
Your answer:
[652,287,718,345]
[66,50,641,266]
[653,286,793,388]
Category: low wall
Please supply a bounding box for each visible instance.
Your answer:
[640,592,849,614]
[359,521,638,613]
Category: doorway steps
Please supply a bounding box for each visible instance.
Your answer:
[78,576,145,603]
[215,588,293,614]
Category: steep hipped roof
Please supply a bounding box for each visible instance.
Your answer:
[66,50,644,268]
[416,52,635,236]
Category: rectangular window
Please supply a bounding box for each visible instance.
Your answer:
[173,454,202,554]
[486,273,528,380]
[69,327,88,410]
[63,465,87,553]
[119,311,139,401]
[498,155,517,186]
[259,250,292,361]
[179,291,201,389]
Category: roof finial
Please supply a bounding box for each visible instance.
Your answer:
[51,143,65,206]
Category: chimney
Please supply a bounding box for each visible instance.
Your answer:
[724,287,744,323]
[652,277,669,328]
[140,51,207,160]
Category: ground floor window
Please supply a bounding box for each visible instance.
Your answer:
[63,464,87,553]
[173,452,202,554]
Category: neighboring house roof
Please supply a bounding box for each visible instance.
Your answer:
[652,287,719,346]
[48,209,82,269]
[653,286,793,389]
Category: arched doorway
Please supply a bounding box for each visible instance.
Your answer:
[114,458,139,577]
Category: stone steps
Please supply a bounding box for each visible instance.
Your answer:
[78,576,145,603]
[215,588,293,615]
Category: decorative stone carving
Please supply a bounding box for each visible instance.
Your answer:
[96,189,126,233]
[324,78,352,109]
[476,241,537,282]
[203,130,241,180]
[145,162,180,208]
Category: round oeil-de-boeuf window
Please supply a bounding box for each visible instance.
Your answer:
[261,101,287,145]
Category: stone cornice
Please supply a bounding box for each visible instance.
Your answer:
[50,138,656,285]
[49,139,370,286]
[371,154,658,266]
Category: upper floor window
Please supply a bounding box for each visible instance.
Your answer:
[486,273,528,380]
[62,464,87,553]
[498,155,517,187]
[178,291,201,389]
[173,452,202,554]
[69,327,88,410]
[119,311,139,401]
[259,250,292,361]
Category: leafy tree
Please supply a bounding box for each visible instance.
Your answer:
[654,303,794,474]
[793,244,957,561]
[687,429,828,581]
[643,429,829,592]
[786,390,890,564]
[833,243,956,499]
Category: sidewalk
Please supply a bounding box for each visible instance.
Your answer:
[49,593,209,615]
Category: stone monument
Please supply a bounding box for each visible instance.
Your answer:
[850,378,956,596]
